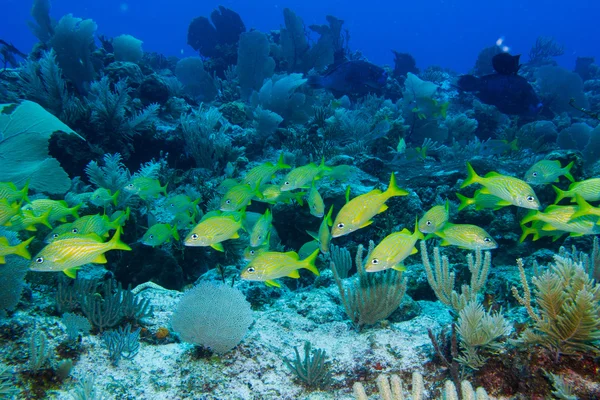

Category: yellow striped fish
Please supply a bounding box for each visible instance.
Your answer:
[242,154,291,187]
[418,201,449,234]
[241,249,320,287]
[432,223,497,250]
[366,220,424,272]
[553,178,600,204]
[184,213,244,251]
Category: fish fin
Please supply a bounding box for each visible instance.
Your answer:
[14,236,34,260]
[25,225,38,232]
[571,194,595,220]
[92,253,108,264]
[302,249,320,276]
[306,230,318,241]
[70,204,82,219]
[520,210,539,225]
[265,280,281,288]
[456,193,474,211]
[478,187,491,195]
[231,231,240,239]
[569,232,585,237]
[108,229,132,251]
[563,161,575,183]
[440,239,451,246]
[483,171,501,178]
[496,200,512,206]
[112,190,121,206]
[552,185,567,204]
[392,264,406,272]
[38,209,53,229]
[410,246,418,255]
[284,251,300,260]
[276,153,292,170]
[460,162,482,189]
[63,267,80,279]
[541,223,557,231]
[58,217,67,223]
[171,225,180,241]
[378,204,388,213]
[0,237,8,246]
[359,220,373,229]
[345,186,351,203]
[424,233,436,241]
[287,270,300,279]
[325,205,334,227]
[211,242,225,252]
[399,228,411,235]
[0,256,4,264]
[384,173,409,198]
[161,184,168,197]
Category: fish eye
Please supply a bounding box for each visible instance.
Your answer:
[247,267,255,273]
[191,233,199,240]
[250,250,255,255]
[284,181,290,186]
[371,258,379,265]
[532,172,538,177]
[127,183,134,188]
[71,228,79,233]
[426,220,432,226]
[35,257,44,264]
[526,196,535,202]
[225,199,231,204]
[258,235,262,240]
[52,233,59,238]
[337,223,344,229]
[484,237,491,242]
[149,235,154,239]
[170,203,175,207]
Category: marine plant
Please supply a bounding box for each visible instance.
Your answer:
[283,341,331,389]
[103,324,141,366]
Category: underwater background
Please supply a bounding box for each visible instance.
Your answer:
[1,0,600,398]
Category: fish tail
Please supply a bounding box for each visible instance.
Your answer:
[412,216,425,241]
[519,225,538,243]
[20,181,30,203]
[460,162,481,189]
[13,236,34,259]
[161,184,168,197]
[302,249,320,276]
[171,224,180,241]
[38,209,53,229]
[108,229,132,251]
[384,173,409,199]
[70,203,82,219]
[112,190,121,206]
[552,185,566,204]
[276,153,291,170]
[563,161,575,183]
[571,194,594,220]
[439,102,449,119]
[294,192,305,206]
[520,210,539,225]
[456,193,474,211]
[325,205,334,227]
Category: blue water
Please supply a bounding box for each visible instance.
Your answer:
[2,0,598,72]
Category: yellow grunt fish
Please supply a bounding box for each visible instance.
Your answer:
[242,153,291,187]
[0,182,29,203]
[456,190,509,211]
[366,219,424,272]
[553,178,600,204]
[184,213,244,251]
[307,205,333,254]
[432,223,497,250]
[280,158,331,192]
[220,184,262,211]
[525,160,574,185]
[22,199,81,223]
[241,249,320,288]
[307,179,325,218]
[418,201,449,234]
[249,209,272,247]
[141,223,180,247]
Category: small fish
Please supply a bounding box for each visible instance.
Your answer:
[29,230,131,278]
[90,188,120,208]
[307,180,325,218]
[0,182,29,203]
[258,185,305,205]
[418,201,449,234]
[5,209,52,231]
[220,184,262,211]
[184,213,244,251]
[553,178,600,204]
[480,139,519,156]
[307,205,334,254]
[521,205,600,237]
[242,153,291,187]
[432,223,497,250]
[366,220,424,272]
[322,165,358,183]
[167,195,200,215]
[45,223,75,243]
[141,223,180,247]
[525,160,574,185]
[331,173,408,238]
[280,158,331,192]
[0,199,21,225]
[216,178,240,195]
[249,209,272,247]
[22,199,81,223]
[124,177,167,200]
[171,210,197,229]
[461,162,540,210]
[456,191,509,211]
[307,60,388,98]
[240,249,320,288]
[243,243,269,261]
[0,236,34,263]
[70,214,121,237]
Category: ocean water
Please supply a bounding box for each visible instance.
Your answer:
[1,0,600,399]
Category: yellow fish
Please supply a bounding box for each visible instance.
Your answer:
[524,160,574,185]
[243,243,269,261]
[280,158,330,192]
[124,177,167,200]
[0,182,29,203]
[184,213,244,251]
[521,205,600,237]
[29,230,131,278]
[22,199,81,223]
[307,205,333,254]
[258,185,305,205]
[167,194,200,215]
[90,188,120,208]
[307,179,325,218]
[366,219,424,272]
[418,201,449,234]
[45,223,75,243]
[461,162,540,210]
[5,209,52,231]
[553,178,600,204]
[171,210,197,229]
[456,190,509,211]
[241,249,320,287]
[70,214,121,237]
[141,223,179,247]
[242,153,291,187]
[0,236,34,263]
[0,199,21,225]
[220,184,262,211]
[249,209,272,247]
[331,173,408,238]
[432,223,497,250]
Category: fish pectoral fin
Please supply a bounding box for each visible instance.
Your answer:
[231,231,240,239]
[0,256,4,264]
[569,232,585,237]
[287,270,300,278]
[378,204,388,213]
[541,224,557,231]
[478,187,491,195]
[211,242,225,252]
[63,267,80,279]
[265,280,281,288]
[410,247,418,255]
[496,200,512,206]
[92,253,108,264]
[440,239,451,246]
[392,264,406,272]
[359,220,373,229]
